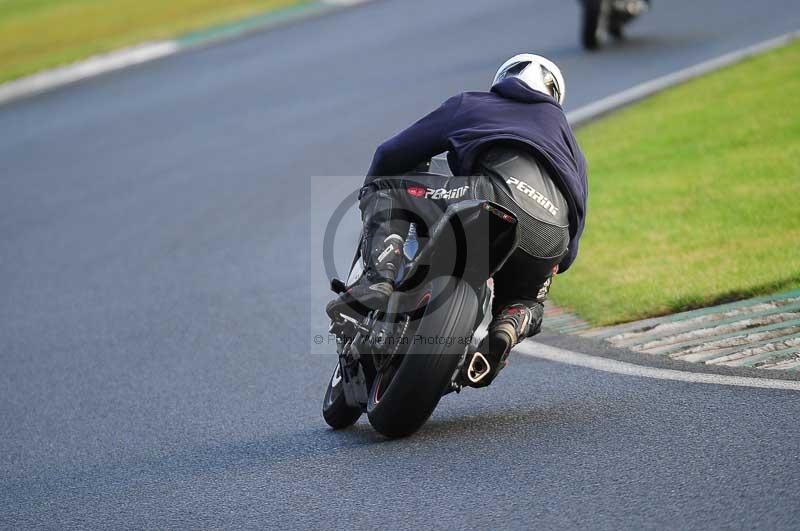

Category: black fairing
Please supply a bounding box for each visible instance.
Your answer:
[399,199,518,289]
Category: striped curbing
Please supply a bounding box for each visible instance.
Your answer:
[578,290,800,370]
[542,301,592,334]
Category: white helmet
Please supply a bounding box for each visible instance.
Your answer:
[492,54,566,105]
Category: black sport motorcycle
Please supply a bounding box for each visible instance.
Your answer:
[581,0,650,50]
[321,165,520,438]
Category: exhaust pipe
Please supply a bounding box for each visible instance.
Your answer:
[466,351,492,385]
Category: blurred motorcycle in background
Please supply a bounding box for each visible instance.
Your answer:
[581,0,650,50]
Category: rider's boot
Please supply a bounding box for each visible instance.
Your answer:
[327,185,408,321]
[464,275,553,388]
[326,233,405,321]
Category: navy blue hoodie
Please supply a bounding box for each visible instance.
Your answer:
[366,78,588,272]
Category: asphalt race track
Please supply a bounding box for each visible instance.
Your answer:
[2,0,800,528]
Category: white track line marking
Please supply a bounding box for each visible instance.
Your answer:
[567,30,800,126]
[516,341,800,391]
[0,13,793,108]
[0,41,179,105]
[322,0,369,5]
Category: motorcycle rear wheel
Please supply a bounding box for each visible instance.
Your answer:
[581,0,603,50]
[366,276,479,438]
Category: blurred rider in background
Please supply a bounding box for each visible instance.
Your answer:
[581,0,650,50]
[327,54,588,387]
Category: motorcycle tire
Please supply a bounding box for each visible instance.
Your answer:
[581,0,603,50]
[366,276,479,438]
[609,8,633,39]
[322,361,362,429]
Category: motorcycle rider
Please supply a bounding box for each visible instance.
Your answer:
[327,54,588,387]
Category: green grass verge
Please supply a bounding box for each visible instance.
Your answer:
[0,0,312,84]
[551,40,800,326]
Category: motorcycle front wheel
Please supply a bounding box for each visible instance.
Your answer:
[322,361,362,429]
[366,276,479,438]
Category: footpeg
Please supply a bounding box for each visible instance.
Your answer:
[330,278,347,294]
